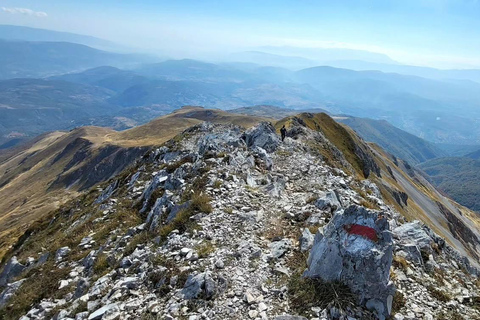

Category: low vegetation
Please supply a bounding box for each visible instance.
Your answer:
[288,273,357,316]
[0,262,72,319]
[426,284,452,302]
[159,191,212,240]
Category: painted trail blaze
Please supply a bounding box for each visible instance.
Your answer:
[344,224,378,242]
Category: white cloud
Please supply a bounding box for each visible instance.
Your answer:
[1,7,47,17]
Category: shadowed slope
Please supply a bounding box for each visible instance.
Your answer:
[0,107,265,260]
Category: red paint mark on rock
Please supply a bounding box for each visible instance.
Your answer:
[344,224,378,242]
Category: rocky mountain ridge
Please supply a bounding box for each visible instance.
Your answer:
[1,115,480,320]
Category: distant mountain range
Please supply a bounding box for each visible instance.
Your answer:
[3,57,480,148]
[0,39,154,79]
[0,25,124,52]
[1,25,480,150]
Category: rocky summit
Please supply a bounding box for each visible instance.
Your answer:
[1,118,480,320]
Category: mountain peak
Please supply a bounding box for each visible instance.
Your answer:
[2,114,480,319]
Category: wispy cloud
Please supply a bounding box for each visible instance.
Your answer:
[1,7,47,17]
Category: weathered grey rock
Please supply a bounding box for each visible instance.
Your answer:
[396,245,423,266]
[299,228,314,252]
[246,174,257,187]
[198,127,245,155]
[55,247,71,263]
[182,272,216,299]
[82,250,96,269]
[166,201,191,223]
[305,205,395,320]
[269,239,292,260]
[146,192,172,230]
[0,279,25,306]
[164,168,186,191]
[253,146,274,171]
[215,259,224,269]
[94,180,118,204]
[53,309,70,320]
[140,170,168,213]
[127,171,141,190]
[87,303,119,320]
[37,252,50,266]
[0,256,26,287]
[315,190,341,213]
[243,122,280,153]
[74,278,90,299]
[393,221,432,250]
[78,236,94,248]
[264,176,285,197]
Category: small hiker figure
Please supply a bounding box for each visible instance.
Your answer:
[280,125,287,142]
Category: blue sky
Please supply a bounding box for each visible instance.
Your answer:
[1,0,480,68]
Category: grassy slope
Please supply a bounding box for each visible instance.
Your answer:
[0,107,264,261]
[419,157,480,212]
[337,116,445,164]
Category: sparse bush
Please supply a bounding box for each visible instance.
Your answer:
[288,273,356,316]
[427,284,451,302]
[93,253,110,277]
[196,241,215,258]
[124,232,150,256]
[393,255,409,271]
[2,263,71,319]
[165,156,192,173]
[213,180,222,189]
[391,290,406,315]
[190,192,213,214]
[306,195,318,204]
[158,192,211,240]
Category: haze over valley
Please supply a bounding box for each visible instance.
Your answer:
[2,1,480,319]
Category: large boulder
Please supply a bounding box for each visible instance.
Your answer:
[242,122,280,153]
[393,221,432,250]
[304,205,395,320]
[181,272,216,300]
[393,221,435,267]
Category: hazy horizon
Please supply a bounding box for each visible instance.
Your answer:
[1,0,480,69]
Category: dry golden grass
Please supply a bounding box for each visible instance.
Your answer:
[0,107,264,262]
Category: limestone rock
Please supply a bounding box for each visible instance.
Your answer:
[243,122,280,153]
[305,205,395,320]
[182,272,216,300]
[0,279,25,307]
[315,190,342,213]
[0,256,26,287]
